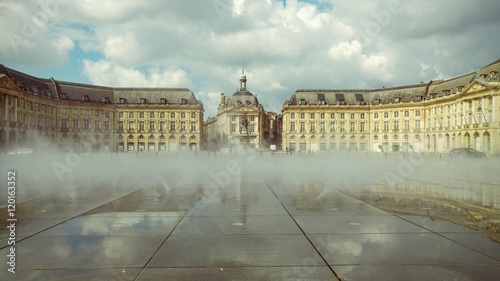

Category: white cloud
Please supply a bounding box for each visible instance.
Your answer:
[1,0,499,118]
[82,59,192,88]
[328,40,362,60]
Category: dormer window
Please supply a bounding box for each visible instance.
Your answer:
[300,99,306,105]
[490,71,498,79]
[61,93,68,100]
[457,86,464,92]
[394,97,400,103]
[104,97,111,103]
[415,95,422,101]
[140,98,147,104]
[160,98,167,104]
[119,98,127,104]
[319,99,326,105]
[373,99,381,105]
[82,95,90,101]
[30,86,39,94]
[181,98,188,105]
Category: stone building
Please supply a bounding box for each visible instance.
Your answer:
[0,65,204,153]
[282,60,500,155]
[203,71,277,151]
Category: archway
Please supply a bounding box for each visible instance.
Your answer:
[473,132,480,151]
[483,131,490,153]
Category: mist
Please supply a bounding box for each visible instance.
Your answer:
[1,138,499,241]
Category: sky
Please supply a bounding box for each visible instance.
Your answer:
[1,0,499,119]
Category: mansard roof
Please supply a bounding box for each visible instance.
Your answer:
[290,84,428,106]
[0,64,200,106]
[114,88,199,105]
[0,65,56,98]
[226,90,260,107]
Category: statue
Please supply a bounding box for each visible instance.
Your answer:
[241,114,248,134]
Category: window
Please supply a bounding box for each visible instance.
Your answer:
[350,122,355,132]
[139,112,144,118]
[150,112,155,118]
[360,113,365,119]
[394,111,399,118]
[320,122,325,131]
[61,118,67,129]
[250,116,255,122]
[191,112,196,119]
[171,112,175,118]
[160,98,167,104]
[149,121,155,131]
[180,121,186,131]
[488,110,493,123]
[330,113,335,119]
[404,120,409,130]
[360,122,365,132]
[290,113,295,119]
[374,113,379,119]
[160,112,165,118]
[374,122,379,131]
[139,121,145,131]
[104,121,110,130]
[310,122,315,132]
[310,113,315,119]
[300,113,305,119]
[73,119,79,130]
[231,116,236,122]
[350,113,355,119]
[170,121,176,131]
[383,121,389,131]
[129,112,134,118]
[250,124,255,133]
[95,121,100,130]
[340,113,345,119]
[105,111,110,118]
[340,121,345,132]
[181,112,186,118]
[118,121,123,130]
[160,121,165,131]
[95,110,100,117]
[231,124,236,133]
[300,99,306,105]
[290,122,296,131]
[140,98,147,104]
[300,122,306,132]
[384,112,388,118]
[415,110,420,117]
[330,122,336,131]
[119,112,123,118]
[191,121,197,131]
[404,111,409,117]
[320,113,325,119]
[128,121,134,130]
[415,120,420,130]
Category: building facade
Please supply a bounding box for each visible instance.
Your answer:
[282,60,500,155]
[0,65,204,153]
[203,72,278,151]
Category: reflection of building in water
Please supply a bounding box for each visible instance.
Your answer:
[203,70,281,151]
[282,60,500,155]
[0,65,204,152]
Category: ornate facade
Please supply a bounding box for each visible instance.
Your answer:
[281,60,500,155]
[203,72,279,151]
[0,65,204,153]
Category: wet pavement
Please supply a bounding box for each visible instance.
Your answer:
[1,154,500,280]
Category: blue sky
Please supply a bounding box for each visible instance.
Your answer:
[1,0,499,118]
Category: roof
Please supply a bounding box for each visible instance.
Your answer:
[289,84,427,105]
[0,64,200,106]
[226,90,260,107]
